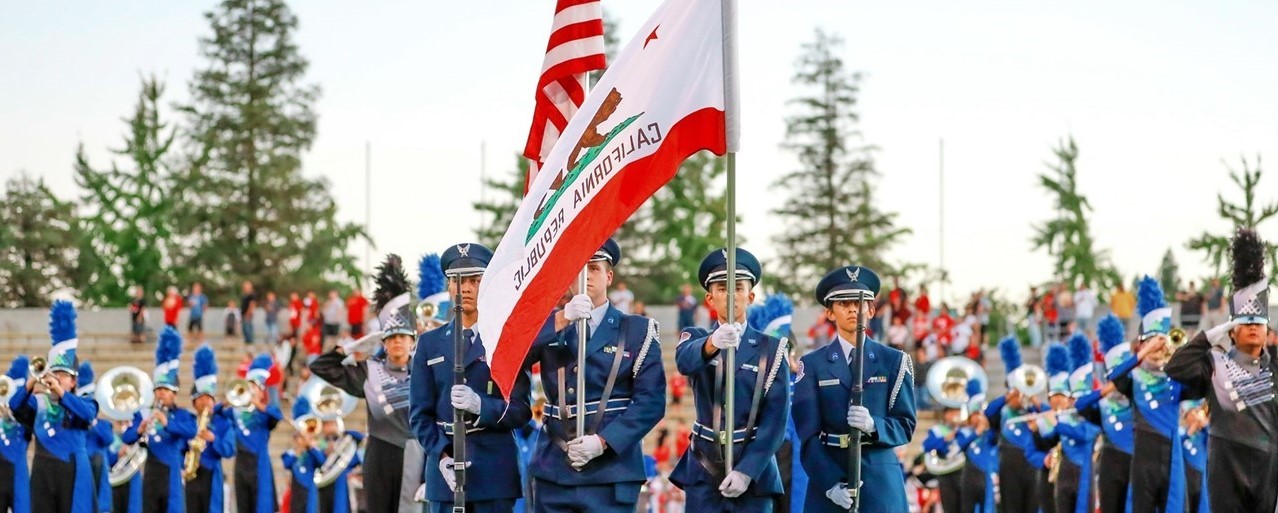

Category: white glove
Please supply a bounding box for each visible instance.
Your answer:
[710,323,741,350]
[566,434,606,468]
[413,483,426,502]
[564,294,593,322]
[450,385,481,415]
[438,457,471,492]
[847,405,875,434]
[718,470,752,498]
[1206,321,1233,350]
[825,482,854,510]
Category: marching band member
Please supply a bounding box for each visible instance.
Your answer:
[316,415,362,513]
[1,356,31,513]
[956,381,998,513]
[409,242,533,513]
[284,397,327,513]
[122,327,196,513]
[311,254,424,513]
[110,419,142,513]
[1107,277,1186,513]
[1034,342,1071,513]
[524,238,667,513]
[186,344,237,513]
[1166,228,1277,512]
[7,301,100,513]
[1051,334,1102,513]
[671,248,790,513]
[1074,314,1135,513]
[987,336,1046,513]
[920,398,964,513]
[76,361,114,513]
[235,354,284,513]
[1178,401,1209,513]
[793,264,915,513]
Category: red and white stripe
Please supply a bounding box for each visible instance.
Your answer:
[522,0,607,192]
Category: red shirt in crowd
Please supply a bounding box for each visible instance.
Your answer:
[1043,292,1058,323]
[289,298,304,330]
[914,295,930,318]
[162,296,181,326]
[675,427,691,457]
[669,375,687,401]
[303,325,322,356]
[933,312,955,345]
[347,293,369,327]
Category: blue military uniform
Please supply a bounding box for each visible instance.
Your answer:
[121,327,197,513]
[409,242,532,513]
[793,265,916,513]
[524,239,667,513]
[109,429,143,513]
[234,354,284,513]
[185,344,236,513]
[0,356,32,513]
[8,301,100,513]
[1075,315,1135,513]
[671,248,791,513]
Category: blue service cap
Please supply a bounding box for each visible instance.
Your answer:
[697,248,762,290]
[440,243,493,277]
[590,238,622,267]
[815,265,881,307]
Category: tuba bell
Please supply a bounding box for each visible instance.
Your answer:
[298,376,359,487]
[417,301,443,331]
[225,378,254,409]
[0,375,16,404]
[923,357,987,475]
[110,444,148,486]
[95,366,154,422]
[1008,363,1048,398]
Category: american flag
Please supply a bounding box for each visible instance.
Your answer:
[522,0,607,192]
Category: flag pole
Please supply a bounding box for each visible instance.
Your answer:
[575,72,594,444]
[720,0,740,477]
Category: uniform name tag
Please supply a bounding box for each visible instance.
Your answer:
[818,379,840,387]
[867,376,888,384]
[427,356,445,366]
[740,364,759,372]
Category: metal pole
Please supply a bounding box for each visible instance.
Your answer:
[576,270,588,439]
[364,141,371,288]
[724,152,737,474]
[451,286,467,510]
[848,299,868,512]
[938,139,944,305]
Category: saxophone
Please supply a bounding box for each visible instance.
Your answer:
[182,409,212,481]
[1047,444,1063,483]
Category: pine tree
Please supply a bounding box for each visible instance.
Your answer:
[1158,248,1181,302]
[772,29,910,298]
[74,76,179,306]
[1030,136,1120,291]
[473,154,528,249]
[0,173,81,307]
[1185,155,1278,283]
[176,0,366,296]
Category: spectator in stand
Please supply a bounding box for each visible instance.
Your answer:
[1073,281,1098,336]
[266,353,284,405]
[321,289,343,346]
[889,276,906,308]
[1055,282,1074,340]
[129,285,147,344]
[302,322,323,366]
[224,300,240,337]
[668,374,687,405]
[240,281,257,345]
[1042,285,1059,343]
[1204,278,1226,329]
[914,284,931,319]
[1026,286,1043,347]
[1178,281,1205,333]
[807,317,835,349]
[633,300,648,317]
[675,283,697,330]
[161,286,181,330]
[346,289,369,338]
[932,303,955,347]
[887,316,909,351]
[869,291,887,339]
[1109,281,1136,333]
[674,419,691,459]
[913,345,934,410]
[891,291,912,325]
[187,282,208,342]
[262,291,280,345]
[652,427,672,469]
[976,290,992,346]
[287,292,304,339]
[304,290,320,330]
[608,280,635,314]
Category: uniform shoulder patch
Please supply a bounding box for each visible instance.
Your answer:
[795,360,805,383]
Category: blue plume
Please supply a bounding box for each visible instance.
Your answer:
[77,361,94,387]
[250,353,273,372]
[194,344,217,379]
[1067,333,1092,370]
[156,326,182,365]
[417,253,446,300]
[6,356,29,380]
[965,378,983,398]
[1136,275,1167,319]
[747,294,793,334]
[1097,315,1125,352]
[49,300,76,344]
[292,396,311,420]
[998,335,1022,373]
[1046,343,1070,376]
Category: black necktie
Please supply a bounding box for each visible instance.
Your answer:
[463,329,475,352]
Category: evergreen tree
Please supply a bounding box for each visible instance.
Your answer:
[1185,155,1278,283]
[772,29,910,298]
[74,76,178,306]
[473,154,527,249]
[1030,136,1120,291]
[176,0,366,296]
[0,173,81,307]
[1158,248,1181,302]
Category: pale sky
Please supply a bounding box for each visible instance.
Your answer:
[3,1,1277,305]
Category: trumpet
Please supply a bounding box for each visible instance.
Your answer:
[1147,327,1188,367]
[29,357,47,378]
[225,378,254,409]
[417,301,444,331]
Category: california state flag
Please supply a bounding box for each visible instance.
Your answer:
[480,0,739,397]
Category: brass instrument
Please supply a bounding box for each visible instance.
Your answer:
[417,301,444,331]
[29,357,47,377]
[110,444,148,486]
[299,377,359,487]
[225,378,254,409]
[96,366,154,421]
[1047,444,1063,483]
[1007,364,1048,398]
[923,357,988,475]
[0,375,16,404]
[182,408,212,481]
[1148,327,1188,367]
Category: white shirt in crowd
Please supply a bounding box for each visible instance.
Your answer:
[1073,288,1098,319]
[608,288,634,314]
